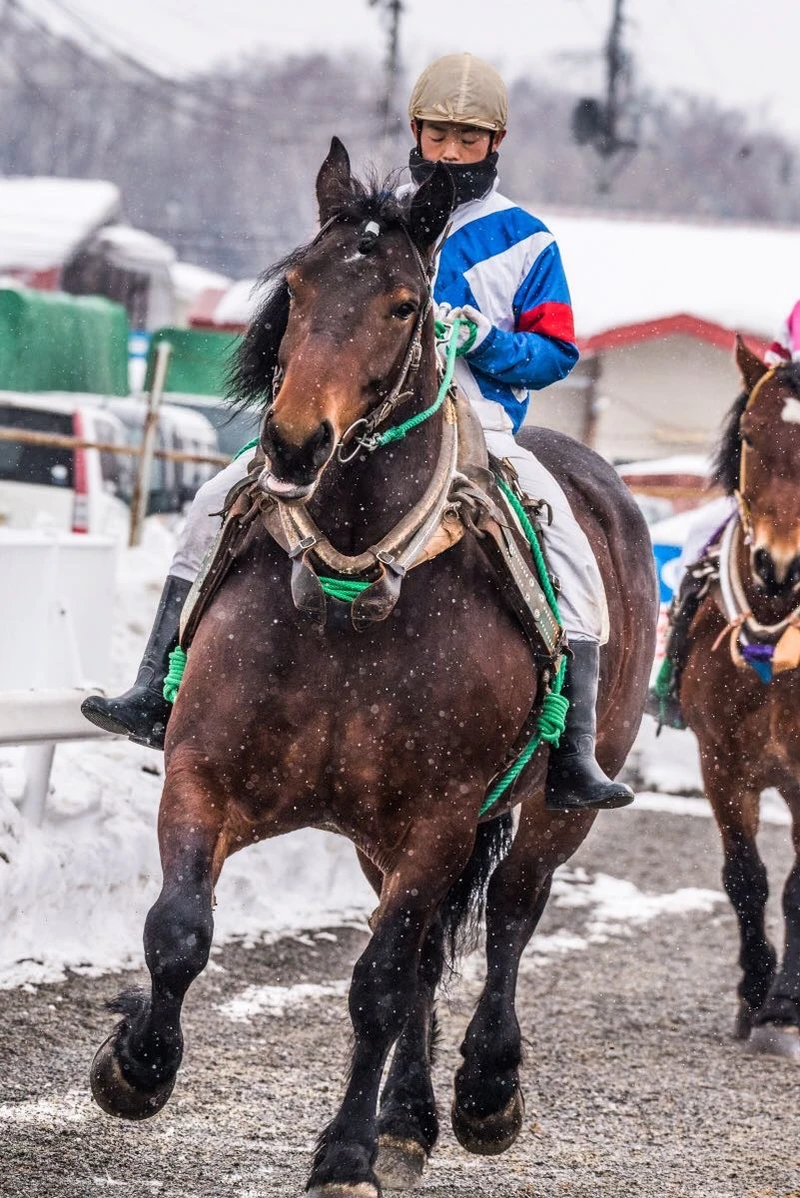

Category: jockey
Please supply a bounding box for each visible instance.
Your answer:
[647,303,800,729]
[82,52,633,813]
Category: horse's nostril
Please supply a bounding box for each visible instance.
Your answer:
[309,420,335,470]
[753,547,774,589]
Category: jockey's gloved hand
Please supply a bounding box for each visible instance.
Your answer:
[442,303,492,353]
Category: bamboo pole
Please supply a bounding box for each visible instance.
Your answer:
[0,426,229,467]
[129,342,170,547]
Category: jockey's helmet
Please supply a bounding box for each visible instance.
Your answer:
[408,53,508,133]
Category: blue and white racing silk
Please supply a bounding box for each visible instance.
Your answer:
[434,181,578,433]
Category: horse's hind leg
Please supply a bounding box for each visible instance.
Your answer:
[704,768,776,1039]
[452,806,591,1156]
[91,776,225,1120]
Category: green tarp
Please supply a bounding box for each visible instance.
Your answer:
[146,327,241,397]
[0,288,129,395]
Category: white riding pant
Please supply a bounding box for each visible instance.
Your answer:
[170,455,250,583]
[170,429,607,644]
[482,429,607,644]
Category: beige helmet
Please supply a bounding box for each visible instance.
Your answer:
[408,53,508,133]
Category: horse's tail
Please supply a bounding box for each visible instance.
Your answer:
[440,812,514,968]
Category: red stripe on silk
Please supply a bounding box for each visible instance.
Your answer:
[518,301,575,343]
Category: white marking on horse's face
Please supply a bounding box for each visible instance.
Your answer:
[781,397,800,424]
[343,251,364,264]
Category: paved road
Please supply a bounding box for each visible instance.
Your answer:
[1,804,799,1198]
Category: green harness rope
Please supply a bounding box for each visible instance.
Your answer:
[164,645,187,704]
[479,481,568,815]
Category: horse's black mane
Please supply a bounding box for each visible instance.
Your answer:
[710,360,800,494]
[227,171,408,412]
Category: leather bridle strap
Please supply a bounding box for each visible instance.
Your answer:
[735,367,776,537]
[278,396,459,577]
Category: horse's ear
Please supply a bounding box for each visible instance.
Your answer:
[408,164,456,256]
[316,137,351,224]
[735,333,769,392]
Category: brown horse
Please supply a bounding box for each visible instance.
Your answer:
[679,338,800,1059]
[89,140,657,1195]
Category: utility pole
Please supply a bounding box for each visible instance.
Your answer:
[369,0,404,161]
[571,0,637,181]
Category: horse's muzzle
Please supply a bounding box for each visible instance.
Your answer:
[260,417,335,498]
[752,545,800,597]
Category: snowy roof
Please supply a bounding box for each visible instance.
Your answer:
[93,224,176,269]
[171,261,230,306]
[537,207,800,342]
[0,177,120,270]
[211,277,259,326]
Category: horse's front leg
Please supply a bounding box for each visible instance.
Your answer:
[703,765,776,1039]
[355,849,443,1192]
[91,766,226,1119]
[749,775,800,1060]
[375,918,444,1190]
[307,826,472,1198]
[452,803,592,1156]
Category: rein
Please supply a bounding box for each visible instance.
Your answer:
[336,220,436,462]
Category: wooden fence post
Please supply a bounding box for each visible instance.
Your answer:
[129,341,171,548]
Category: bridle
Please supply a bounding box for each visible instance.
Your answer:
[734,365,776,542]
[265,211,437,467]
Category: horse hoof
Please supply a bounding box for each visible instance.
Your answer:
[375,1135,428,1190]
[305,1186,379,1198]
[746,1023,800,1063]
[90,1034,176,1120]
[733,999,754,1040]
[450,1089,524,1156]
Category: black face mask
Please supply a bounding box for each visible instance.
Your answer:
[408,147,498,207]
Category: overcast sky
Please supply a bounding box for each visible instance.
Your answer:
[27,0,800,139]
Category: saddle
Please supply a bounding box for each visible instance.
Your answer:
[179,392,565,681]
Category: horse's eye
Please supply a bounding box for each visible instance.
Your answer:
[393,301,417,320]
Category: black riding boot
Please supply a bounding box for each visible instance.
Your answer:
[545,641,634,812]
[81,575,191,750]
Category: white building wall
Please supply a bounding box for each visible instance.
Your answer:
[528,334,743,463]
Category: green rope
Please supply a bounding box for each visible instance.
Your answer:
[233,436,259,460]
[371,316,474,449]
[653,655,674,701]
[479,479,568,815]
[163,645,187,704]
[318,576,371,602]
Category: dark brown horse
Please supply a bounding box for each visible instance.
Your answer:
[90,140,657,1195]
[679,338,800,1060]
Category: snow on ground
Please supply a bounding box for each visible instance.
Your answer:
[0,519,783,991]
